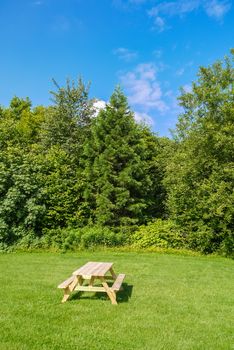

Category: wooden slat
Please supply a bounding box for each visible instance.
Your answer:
[72,262,96,276]
[88,262,106,276]
[58,275,75,289]
[77,262,104,279]
[73,262,99,276]
[92,262,113,277]
[73,262,113,278]
[74,286,106,292]
[111,274,125,291]
[85,262,103,275]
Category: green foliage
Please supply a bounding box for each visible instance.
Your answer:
[0,79,95,246]
[38,146,83,229]
[38,78,95,229]
[165,51,234,256]
[82,87,165,227]
[27,226,125,251]
[0,83,167,249]
[0,100,47,245]
[43,78,94,153]
[74,226,123,249]
[0,53,233,256]
[132,219,184,249]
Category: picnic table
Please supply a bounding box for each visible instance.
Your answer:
[58,261,125,305]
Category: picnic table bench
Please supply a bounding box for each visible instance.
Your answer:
[58,261,125,305]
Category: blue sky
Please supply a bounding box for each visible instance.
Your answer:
[0,0,233,136]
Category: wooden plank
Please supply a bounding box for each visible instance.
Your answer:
[69,275,79,292]
[74,286,106,292]
[62,287,70,303]
[87,262,112,276]
[89,262,113,277]
[100,277,117,305]
[73,262,113,278]
[110,267,117,279]
[111,274,125,291]
[84,262,103,276]
[73,262,102,277]
[89,276,96,286]
[58,275,75,289]
[83,262,105,278]
[72,262,97,276]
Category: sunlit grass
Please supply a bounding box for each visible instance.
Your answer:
[0,251,233,350]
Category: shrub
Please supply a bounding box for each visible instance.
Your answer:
[79,226,123,248]
[42,225,124,251]
[132,219,184,249]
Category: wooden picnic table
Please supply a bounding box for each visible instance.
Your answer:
[58,261,125,305]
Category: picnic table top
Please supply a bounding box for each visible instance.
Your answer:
[72,261,113,278]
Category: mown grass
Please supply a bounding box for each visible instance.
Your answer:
[0,251,233,350]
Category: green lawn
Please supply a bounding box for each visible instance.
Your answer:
[0,251,233,350]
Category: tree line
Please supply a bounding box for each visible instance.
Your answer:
[0,53,233,255]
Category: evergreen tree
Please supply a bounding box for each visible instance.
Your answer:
[82,87,165,228]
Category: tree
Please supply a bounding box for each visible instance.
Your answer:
[165,51,234,255]
[42,78,94,155]
[0,98,47,245]
[36,78,95,229]
[82,87,165,229]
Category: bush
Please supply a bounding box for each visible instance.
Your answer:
[79,226,123,249]
[132,219,184,249]
[40,225,124,251]
[219,231,234,258]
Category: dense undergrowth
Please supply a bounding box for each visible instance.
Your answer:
[1,220,232,258]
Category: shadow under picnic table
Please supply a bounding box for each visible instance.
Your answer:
[69,282,133,304]
[116,283,133,303]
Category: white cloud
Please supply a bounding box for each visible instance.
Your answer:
[134,111,154,125]
[204,0,231,19]
[93,100,106,116]
[148,0,231,30]
[154,16,167,32]
[93,99,154,127]
[113,47,138,62]
[120,62,169,113]
[148,1,199,19]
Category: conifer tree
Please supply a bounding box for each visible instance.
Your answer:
[82,87,163,228]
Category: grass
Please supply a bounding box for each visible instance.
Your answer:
[0,251,233,350]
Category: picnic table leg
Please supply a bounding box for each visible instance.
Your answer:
[89,276,95,286]
[62,276,81,303]
[62,286,71,303]
[110,267,117,279]
[100,277,117,305]
[110,268,123,291]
